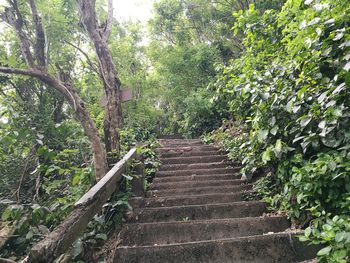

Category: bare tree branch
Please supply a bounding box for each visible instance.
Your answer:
[0,65,41,77]
[12,147,36,202]
[0,65,76,110]
[28,0,46,67]
[65,41,101,75]
[103,0,113,41]
[1,0,35,67]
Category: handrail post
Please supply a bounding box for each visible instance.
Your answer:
[132,154,145,197]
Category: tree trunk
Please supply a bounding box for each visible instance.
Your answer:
[77,0,123,158]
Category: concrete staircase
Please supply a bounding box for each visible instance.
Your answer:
[113,139,317,263]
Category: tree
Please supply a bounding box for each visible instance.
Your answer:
[0,0,108,180]
[77,0,123,157]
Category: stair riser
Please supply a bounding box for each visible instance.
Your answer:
[160,143,203,147]
[158,145,217,153]
[160,151,221,158]
[131,193,247,208]
[120,217,290,246]
[153,174,240,183]
[156,168,240,177]
[150,180,245,190]
[147,184,252,197]
[161,156,227,165]
[159,162,233,171]
[132,202,266,223]
[159,138,203,144]
[114,234,319,263]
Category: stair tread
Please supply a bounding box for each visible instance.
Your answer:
[117,232,293,248]
[153,173,241,182]
[150,179,246,190]
[135,200,264,211]
[147,186,252,197]
[114,233,317,263]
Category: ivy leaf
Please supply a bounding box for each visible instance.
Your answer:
[304,0,314,5]
[332,83,346,94]
[293,105,301,113]
[286,99,294,113]
[274,139,283,157]
[333,31,344,41]
[318,91,328,103]
[270,126,278,135]
[72,239,83,258]
[258,129,269,142]
[321,47,332,57]
[300,116,312,127]
[318,121,326,129]
[344,62,350,71]
[324,18,335,26]
[262,148,272,163]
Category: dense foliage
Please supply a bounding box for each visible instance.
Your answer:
[204,0,350,261]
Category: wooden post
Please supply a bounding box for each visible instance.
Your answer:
[131,155,145,197]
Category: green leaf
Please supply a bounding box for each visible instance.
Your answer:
[346,72,350,87]
[270,126,278,135]
[300,116,312,127]
[318,120,326,129]
[1,208,12,221]
[122,174,133,180]
[72,239,83,258]
[262,148,272,163]
[335,232,346,242]
[258,129,269,142]
[26,230,34,240]
[317,246,332,256]
[318,91,328,103]
[274,139,283,157]
[333,249,347,259]
[344,62,350,71]
[304,227,311,237]
[95,233,108,240]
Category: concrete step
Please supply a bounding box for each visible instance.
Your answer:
[150,179,246,190]
[160,150,222,158]
[159,139,202,146]
[130,192,249,208]
[160,155,227,165]
[147,184,252,197]
[119,216,290,246]
[156,167,240,177]
[158,145,217,153]
[159,162,234,171]
[153,173,241,183]
[114,233,318,263]
[132,201,266,223]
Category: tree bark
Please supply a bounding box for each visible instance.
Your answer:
[77,0,123,157]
